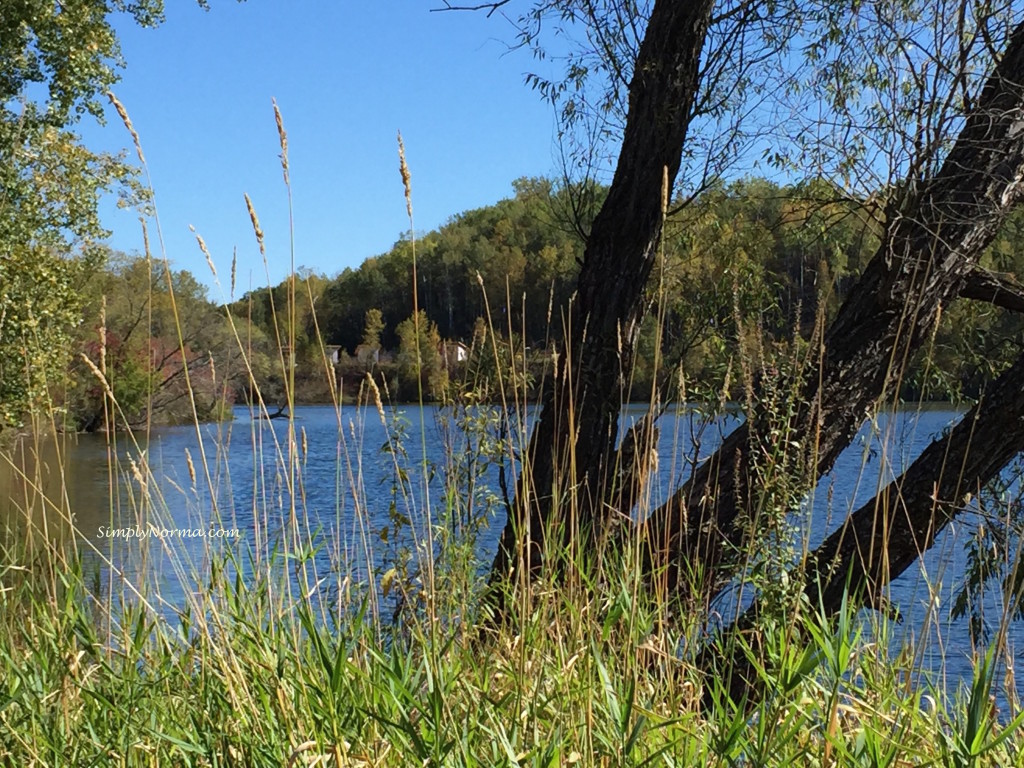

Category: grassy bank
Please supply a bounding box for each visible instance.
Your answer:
[1,544,1020,765]
[1,397,1023,767]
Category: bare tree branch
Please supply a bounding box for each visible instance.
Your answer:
[431,1,512,16]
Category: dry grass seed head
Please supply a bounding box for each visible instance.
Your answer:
[397,131,413,220]
[140,217,152,260]
[99,296,107,373]
[244,193,266,256]
[128,454,147,496]
[365,374,387,425]
[185,447,196,487]
[273,98,289,184]
[107,91,145,164]
[80,354,113,399]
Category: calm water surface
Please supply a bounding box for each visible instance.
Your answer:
[3,403,1022,696]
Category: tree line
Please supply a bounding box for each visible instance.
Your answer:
[4,168,1023,434]
[236,174,1024,406]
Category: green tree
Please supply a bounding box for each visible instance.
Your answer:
[396,311,446,401]
[318,178,583,355]
[0,248,88,428]
[67,253,238,431]
[359,308,385,366]
[0,1,162,428]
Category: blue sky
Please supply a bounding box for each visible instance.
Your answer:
[82,1,562,300]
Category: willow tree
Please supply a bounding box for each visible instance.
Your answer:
[641,5,1024,610]
[448,0,1024,657]
[453,0,851,602]
[693,14,1024,703]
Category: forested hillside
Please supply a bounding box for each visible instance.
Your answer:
[62,253,242,432]
[232,175,1024,405]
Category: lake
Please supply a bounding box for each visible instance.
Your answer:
[2,402,1021,696]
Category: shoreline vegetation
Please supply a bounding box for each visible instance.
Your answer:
[5,2,1024,764]
[4,115,1024,768]
[11,172,1020,439]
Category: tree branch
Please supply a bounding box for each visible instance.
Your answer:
[959,266,1024,313]
[705,348,1024,706]
[431,1,511,16]
[642,19,1024,605]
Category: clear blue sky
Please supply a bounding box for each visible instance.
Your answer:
[83,1,562,300]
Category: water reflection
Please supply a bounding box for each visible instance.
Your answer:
[1,432,111,554]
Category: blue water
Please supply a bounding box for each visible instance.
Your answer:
[46,402,1024,698]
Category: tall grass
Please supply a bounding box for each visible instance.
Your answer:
[1,103,1023,767]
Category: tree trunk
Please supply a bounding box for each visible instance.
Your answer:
[706,348,1024,706]
[487,0,716,603]
[642,19,1024,604]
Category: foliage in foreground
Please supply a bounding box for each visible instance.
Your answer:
[0,517,1022,766]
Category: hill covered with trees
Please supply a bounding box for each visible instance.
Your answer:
[231,175,1024,406]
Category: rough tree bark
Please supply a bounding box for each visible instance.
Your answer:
[960,265,1024,313]
[488,0,716,602]
[642,19,1024,604]
[706,347,1024,705]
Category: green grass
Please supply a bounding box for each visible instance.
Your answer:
[2,516,1022,766]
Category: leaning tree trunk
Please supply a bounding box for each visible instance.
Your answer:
[704,347,1024,706]
[487,0,716,605]
[641,18,1024,605]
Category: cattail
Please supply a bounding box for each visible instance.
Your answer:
[190,226,217,278]
[107,91,145,164]
[244,193,266,256]
[272,98,289,185]
[397,131,412,220]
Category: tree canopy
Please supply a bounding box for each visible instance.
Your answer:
[0,0,162,428]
